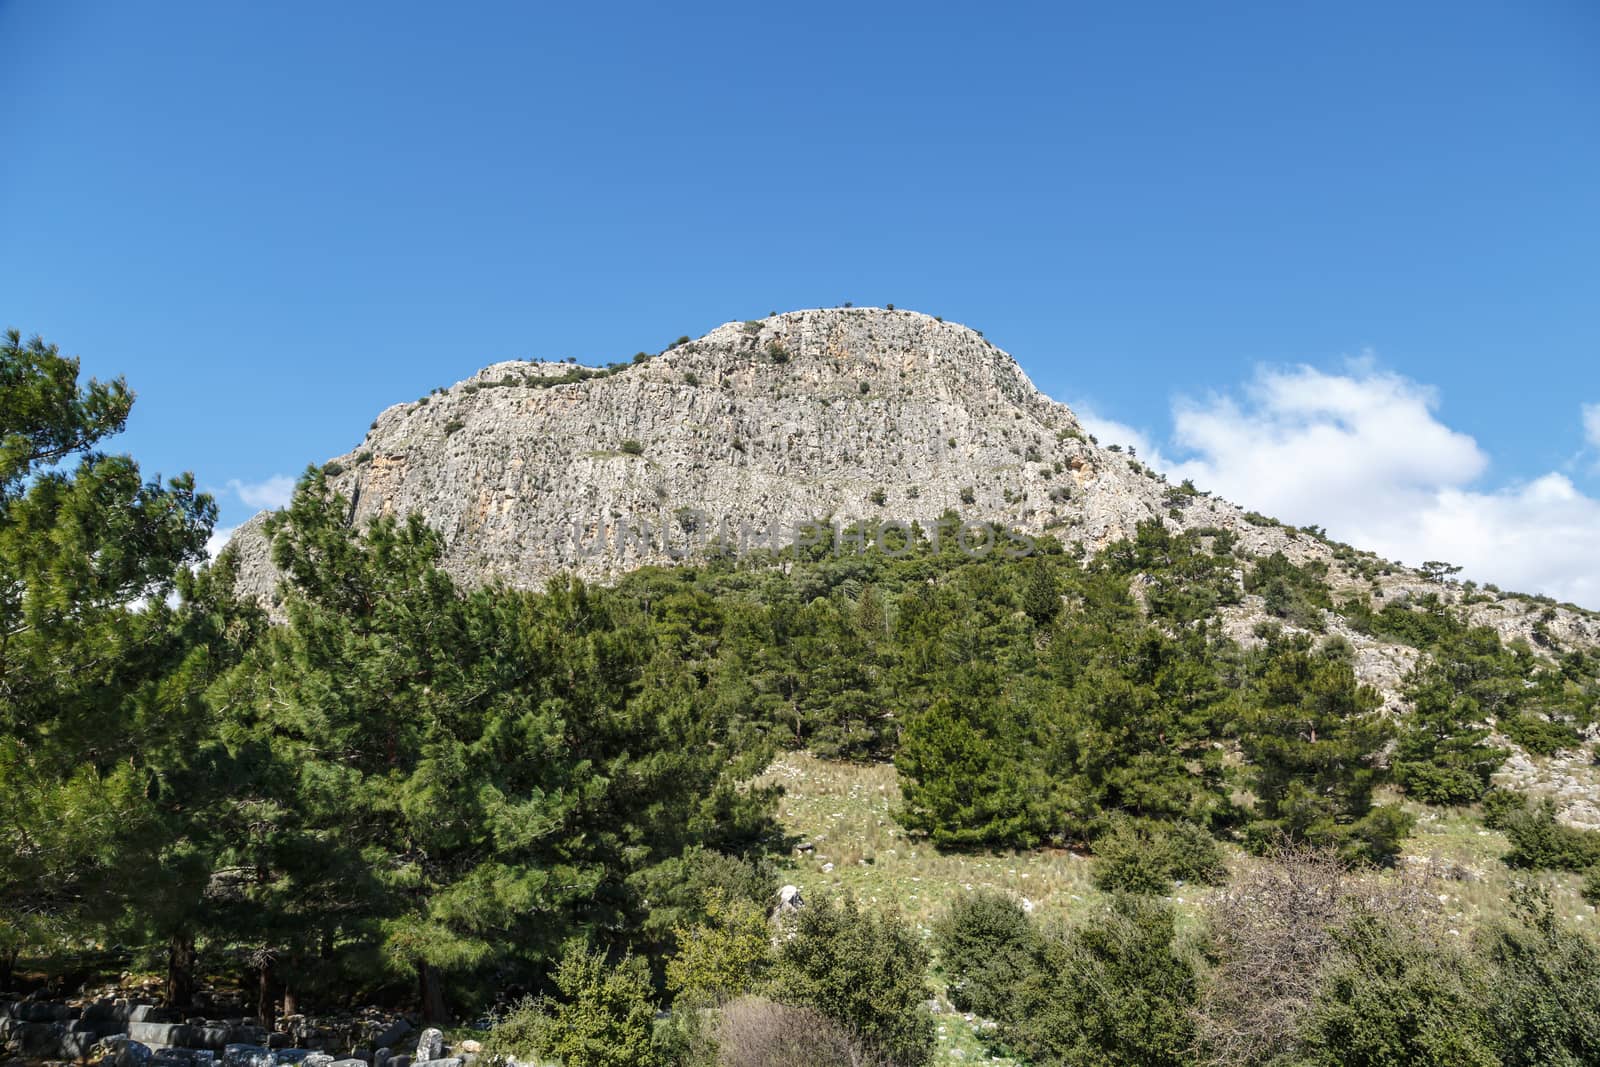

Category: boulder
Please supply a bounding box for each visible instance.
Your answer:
[370,1020,413,1051]
[93,1035,155,1067]
[129,1021,195,1048]
[413,1029,443,1063]
[222,1043,275,1067]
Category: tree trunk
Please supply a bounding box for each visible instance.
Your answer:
[165,933,196,1009]
[417,960,449,1025]
[282,985,298,1018]
[257,963,276,1031]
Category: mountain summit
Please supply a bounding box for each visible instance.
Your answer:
[231,308,1187,587]
[229,305,1595,647]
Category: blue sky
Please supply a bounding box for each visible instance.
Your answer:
[3,2,1598,601]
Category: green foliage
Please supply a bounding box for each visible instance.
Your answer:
[1008,895,1198,1067]
[487,942,659,1067]
[770,894,934,1067]
[1477,888,1600,1066]
[1502,797,1600,871]
[1091,818,1227,895]
[1244,551,1332,630]
[665,889,773,1006]
[931,891,1041,1022]
[1020,557,1060,627]
[896,691,1052,848]
[1238,632,1410,864]
[207,474,776,1018]
[1480,787,1528,830]
[0,330,224,977]
[1500,713,1583,755]
[621,438,645,455]
[1299,909,1499,1067]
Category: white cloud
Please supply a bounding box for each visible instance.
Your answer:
[1584,402,1600,450]
[1139,363,1600,607]
[205,525,236,560]
[226,474,296,510]
[1074,407,1162,463]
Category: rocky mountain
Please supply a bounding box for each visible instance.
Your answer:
[228,306,1600,814]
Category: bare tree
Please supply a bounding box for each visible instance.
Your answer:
[715,997,889,1067]
[1194,843,1438,1066]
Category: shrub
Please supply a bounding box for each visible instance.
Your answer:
[443,419,465,435]
[666,890,773,1006]
[1244,551,1332,630]
[486,942,658,1067]
[1480,787,1528,830]
[869,487,887,506]
[931,891,1041,1022]
[1092,818,1227,895]
[1008,895,1198,1067]
[1501,713,1583,756]
[621,439,645,455]
[1503,797,1600,870]
[767,342,790,364]
[1299,909,1498,1067]
[1196,844,1437,1067]
[1478,887,1600,1066]
[958,487,976,505]
[713,997,887,1067]
[770,894,934,1067]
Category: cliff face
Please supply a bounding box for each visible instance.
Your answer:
[227,305,1600,819]
[230,308,1191,591]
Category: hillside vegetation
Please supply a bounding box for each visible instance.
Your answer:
[6,327,1600,1067]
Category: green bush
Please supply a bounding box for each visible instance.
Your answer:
[931,891,1041,1022]
[621,439,645,455]
[770,894,934,1067]
[1501,713,1583,755]
[486,942,658,1067]
[1244,551,1332,630]
[1300,909,1498,1067]
[1503,798,1600,871]
[665,889,773,1006]
[1091,819,1227,895]
[1480,787,1528,830]
[1008,895,1198,1067]
[1478,887,1600,1066]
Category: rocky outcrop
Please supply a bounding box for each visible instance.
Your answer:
[229,308,1223,597]
[224,306,1600,819]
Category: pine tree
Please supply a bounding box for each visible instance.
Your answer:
[0,330,216,978]
[210,473,775,1020]
[1239,631,1410,863]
